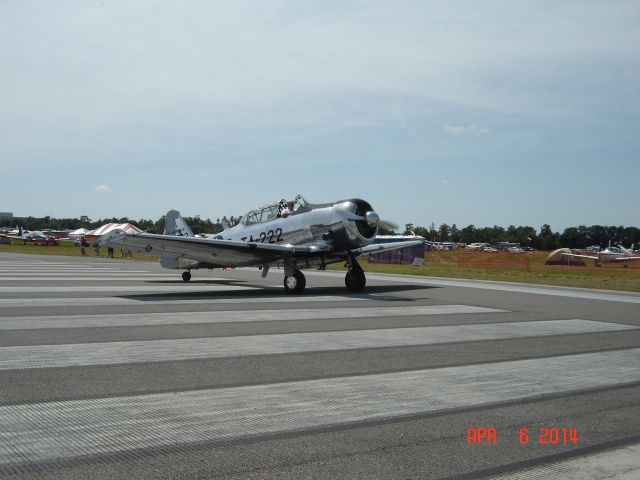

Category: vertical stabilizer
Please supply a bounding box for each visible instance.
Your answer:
[164,210,194,237]
[161,210,193,269]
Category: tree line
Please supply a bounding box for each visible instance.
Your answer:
[2,216,638,250]
[400,223,640,250]
[0,215,236,236]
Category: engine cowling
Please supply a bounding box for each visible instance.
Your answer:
[330,199,379,250]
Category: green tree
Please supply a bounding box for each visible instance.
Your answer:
[460,225,476,244]
[438,223,450,241]
[538,224,560,250]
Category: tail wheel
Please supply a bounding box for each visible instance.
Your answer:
[284,270,306,294]
[345,269,366,291]
[182,271,192,282]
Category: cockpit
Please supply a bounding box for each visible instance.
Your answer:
[239,195,309,226]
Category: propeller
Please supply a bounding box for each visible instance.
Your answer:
[342,211,398,231]
[378,219,399,231]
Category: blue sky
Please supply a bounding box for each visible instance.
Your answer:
[1,1,638,230]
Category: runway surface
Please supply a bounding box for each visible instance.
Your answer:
[1,252,639,479]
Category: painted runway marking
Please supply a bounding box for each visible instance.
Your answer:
[1,348,639,465]
[491,442,640,479]
[0,305,506,329]
[0,285,252,293]
[0,276,201,281]
[0,267,123,271]
[0,320,634,370]
[0,271,168,275]
[0,295,388,308]
[304,271,640,304]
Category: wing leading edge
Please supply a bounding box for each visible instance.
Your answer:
[99,230,320,267]
[352,239,426,256]
[100,230,424,267]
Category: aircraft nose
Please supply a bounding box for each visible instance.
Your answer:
[365,211,379,227]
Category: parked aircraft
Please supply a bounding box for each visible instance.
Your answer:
[99,195,424,293]
[548,244,639,267]
[4,227,47,242]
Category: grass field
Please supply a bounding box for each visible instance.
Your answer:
[1,241,639,293]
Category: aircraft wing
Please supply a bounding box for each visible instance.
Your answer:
[559,252,640,262]
[352,239,425,255]
[100,230,424,265]
[99,230,323,266]
[611,256,640,262]
[559,252,599,260]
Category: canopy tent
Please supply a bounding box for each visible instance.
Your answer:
[68,228,89,239]
[85,223,142,241]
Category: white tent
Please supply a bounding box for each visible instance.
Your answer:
[68,228,89,239]
[86,223,142,240]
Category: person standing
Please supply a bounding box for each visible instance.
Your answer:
[79,236,88,256]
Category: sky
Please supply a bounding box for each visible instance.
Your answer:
[1,0,639,231]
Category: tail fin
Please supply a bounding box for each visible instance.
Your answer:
[160,210,193,270]
[620,244,635,254]
[164,210,194,237]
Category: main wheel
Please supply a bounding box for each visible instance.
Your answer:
[182,271,192,282]
[284,270,306,294]
[345,269,366,291]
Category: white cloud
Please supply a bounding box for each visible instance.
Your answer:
[443,124,490,136]
[440,179,449,185]
[94,185,111,193]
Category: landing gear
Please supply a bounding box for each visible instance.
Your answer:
[345,256,366,292]
[182,271,192,282]
[284,269,306,294]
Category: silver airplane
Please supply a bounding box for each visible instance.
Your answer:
[3,227,47,242]
[556,243,639,267]
[99,195,424,293]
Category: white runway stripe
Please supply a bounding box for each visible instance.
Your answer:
[0,277,199,281]
[0,285,253,293]
[304,271,640,304]
[0,320,634,370]
[0,271,164,275]
[0,263,94,267]
[0,305,506,330]
[0,295,380,308]
[0,266,118,269]
[0,265,132,275]
[492,442,640,479]
[1,348,639,465]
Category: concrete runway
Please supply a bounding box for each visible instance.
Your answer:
[0,252,639,479]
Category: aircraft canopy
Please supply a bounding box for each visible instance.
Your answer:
[240,195,308,226]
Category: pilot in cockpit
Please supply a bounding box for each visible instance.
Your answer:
[280,200,294,218]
